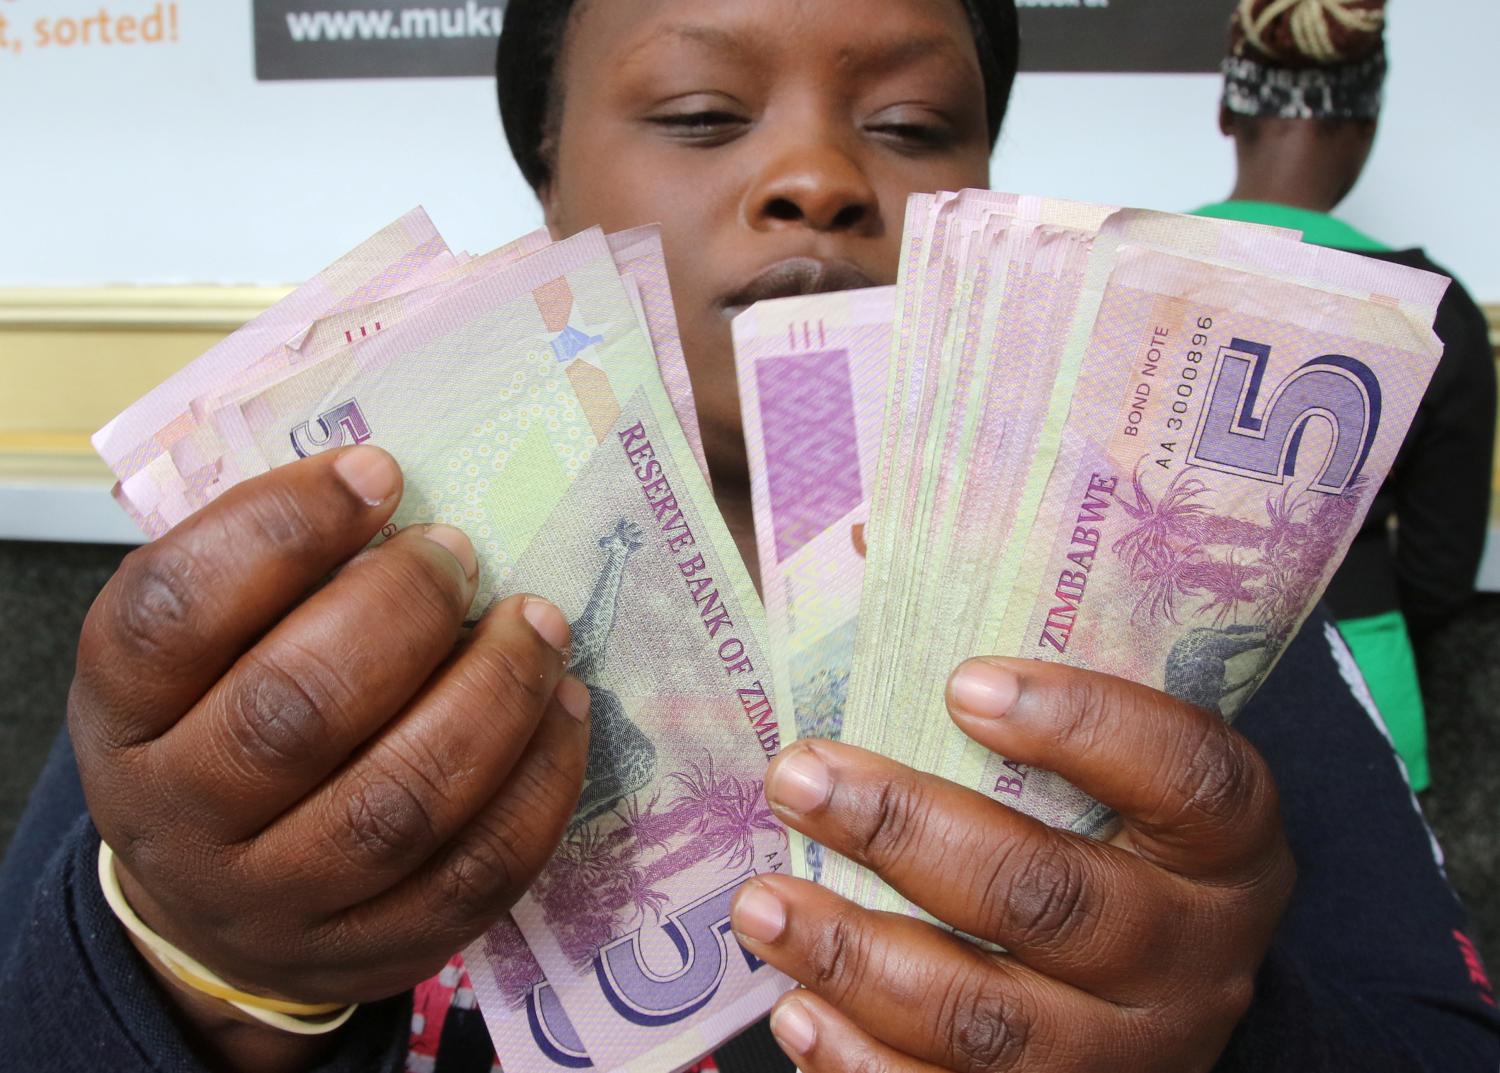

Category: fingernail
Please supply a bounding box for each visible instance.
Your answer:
[424,524,478,581]
[334,445,399,506]
[766,748,831,814]
[556,676,591,723]
[732,881,786,944]
[949,659,1020,720]
[522,596,571,653]
[770,997,817,1057]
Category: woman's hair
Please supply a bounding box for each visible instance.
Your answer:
[497,0,1021,191]
[1230,0,1384,68]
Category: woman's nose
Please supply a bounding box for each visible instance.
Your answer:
[744,143,881,235]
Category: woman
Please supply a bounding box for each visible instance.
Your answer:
[2,2,1495,1071]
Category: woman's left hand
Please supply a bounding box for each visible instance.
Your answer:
[731,657,1296,1073]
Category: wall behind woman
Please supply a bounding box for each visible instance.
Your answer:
[0,0,1495,298]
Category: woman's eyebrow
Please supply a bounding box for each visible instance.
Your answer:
[617,22,759,68]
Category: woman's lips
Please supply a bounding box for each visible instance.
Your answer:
[719,257,877,320]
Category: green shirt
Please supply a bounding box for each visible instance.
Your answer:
[1190,200,1392,253]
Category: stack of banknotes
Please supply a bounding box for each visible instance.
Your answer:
[734,189,1447,909]
[95,210,792,1072]
[98,191,1447,1071]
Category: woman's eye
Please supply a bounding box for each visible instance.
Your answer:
[648,111,747,141]
[867,113,957,151]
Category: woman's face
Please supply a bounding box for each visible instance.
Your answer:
[542,0,993,487]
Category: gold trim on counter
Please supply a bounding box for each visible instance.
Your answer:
[0,287,288,482]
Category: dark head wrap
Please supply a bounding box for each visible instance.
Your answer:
[498,0,1020,191]
[1223,0,1388,121]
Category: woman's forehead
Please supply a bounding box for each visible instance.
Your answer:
[565,0,982,79]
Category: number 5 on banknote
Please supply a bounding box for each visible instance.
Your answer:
[529,982,591,1068]
[290,399,373,458]
[595,874,764,1025]
[1189,338,1381,494]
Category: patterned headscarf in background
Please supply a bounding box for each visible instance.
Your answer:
[1223,0,1389,120]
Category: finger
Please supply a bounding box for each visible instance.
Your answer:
[947,659,1285,878]
[768,991,943,1073]
[151,523,480,842]
[762,739,1183,998]
[72,445,403,753]
[253,594,576,906]
[336,680,590,968]
[731,875,1122,1073]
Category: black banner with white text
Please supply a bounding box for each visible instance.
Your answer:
[250,0,1233,82]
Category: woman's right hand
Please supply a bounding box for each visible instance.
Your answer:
[68,445,590,1065]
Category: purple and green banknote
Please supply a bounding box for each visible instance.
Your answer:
[100,192,1446,1069]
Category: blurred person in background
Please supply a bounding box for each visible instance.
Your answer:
[1195,0,1498,792]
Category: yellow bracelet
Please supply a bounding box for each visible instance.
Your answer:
[97,841,359,1036]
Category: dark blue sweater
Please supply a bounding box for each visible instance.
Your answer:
[3,612,1497,1071]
